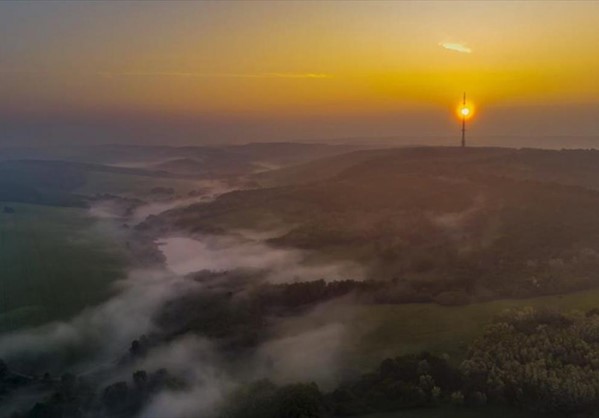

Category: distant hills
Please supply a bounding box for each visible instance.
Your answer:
[0,159,180,207]
[0,143,360,207]
[0,142,361,167]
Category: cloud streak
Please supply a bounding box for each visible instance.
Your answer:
[439,42,472,54]
[97,71,332,79]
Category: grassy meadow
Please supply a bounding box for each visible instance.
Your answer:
[346,288,599,368]
[276,286,599,372]
[0,202,127,331]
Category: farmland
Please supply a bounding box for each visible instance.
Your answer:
[0,203,127,331]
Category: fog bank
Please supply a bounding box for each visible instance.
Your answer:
[158,235,365,283]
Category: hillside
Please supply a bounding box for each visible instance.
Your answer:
[144,147,599,303]
[254,146,599,189]
[0,143,359,169]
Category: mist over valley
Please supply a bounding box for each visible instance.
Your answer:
[3,1,599,416]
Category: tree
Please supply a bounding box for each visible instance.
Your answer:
[276,383,323,418]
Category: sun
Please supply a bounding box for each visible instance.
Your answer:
[456,103,474,120]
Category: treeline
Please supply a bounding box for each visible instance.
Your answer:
[152,279,396,351]
[1,362,185,418]
[0,352,480,418]
[253,279,386,311]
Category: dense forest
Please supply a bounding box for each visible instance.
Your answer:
[8,306,599,417]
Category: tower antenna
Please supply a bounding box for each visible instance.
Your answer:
[461,92,466,148]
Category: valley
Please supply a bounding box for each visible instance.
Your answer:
[4,144,599,417]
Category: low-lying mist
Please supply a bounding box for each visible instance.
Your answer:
[158,234,365,283]
[132,180,236,224]
[88,179,235,224]
[1,191,368,418]
[0,269,200,374]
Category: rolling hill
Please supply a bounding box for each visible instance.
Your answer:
[143,147,599,303]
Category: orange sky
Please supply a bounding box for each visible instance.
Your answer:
[2,1,599,145]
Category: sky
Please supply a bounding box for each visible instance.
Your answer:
[1,1,599,147]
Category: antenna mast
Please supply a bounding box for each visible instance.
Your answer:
[461,92,466,148]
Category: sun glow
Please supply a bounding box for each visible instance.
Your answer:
[456,102,474,120]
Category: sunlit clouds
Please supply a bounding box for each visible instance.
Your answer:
[439,42,472,54]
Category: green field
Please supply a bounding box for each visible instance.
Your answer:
[278,286,599,371]
[0,202,128,331]
[344,288,599,368]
